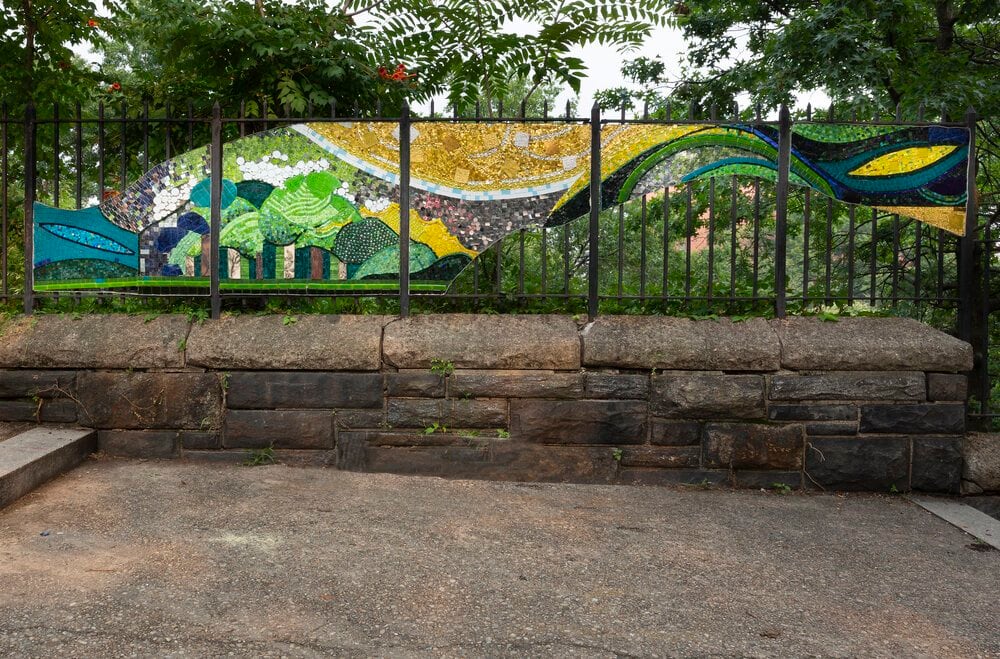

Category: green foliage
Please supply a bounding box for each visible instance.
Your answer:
[243,445,275,466]
[424,422,447,434]
[101,0,399,115]
[668,0,1000,117]
[346,0,672,112]
[770,482,792,495]
[429,359,455,377]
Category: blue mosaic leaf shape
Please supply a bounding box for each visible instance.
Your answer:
[38,223,136,255]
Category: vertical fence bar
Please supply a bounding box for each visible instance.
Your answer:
[209,103,222,319]
[847,206,856,304]
[706,178,715,301]
[869,208,878,305]
[120,102,128,194]
[142,99,150,172]
[74,103,82,209]
[639,195,647,298]
[617,203,624,299]
[399,103,411,317]
[891,214,900,306]
[1,102,7,301]
[52,103,60,207]
[958,108,978,342]
[98,102,105,199]
[729,176,737,302]
[684,183,693,300]
[914,222,923,307]
[663,186,670,298]
[751,178,760,300]
[23,104,37,314]
[773,105,791,317]
[802,190,811,304]
[980,218,991,415]
[587,102,601,320]
[825,198,833,304]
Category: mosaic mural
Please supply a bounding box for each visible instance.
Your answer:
[33,121,970,291]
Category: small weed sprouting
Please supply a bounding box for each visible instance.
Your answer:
[221,373,230,391]
[244,446,276,467]
[282,314,297,326]
[424,422,447,434]
[611,448,623,462]
[889,483,900,494]
[461,429,480,438]
[429,359,455,377]
[177,338,187,352]
[496,429,510,439]
[186,307,209,324]
[770,482,792,495]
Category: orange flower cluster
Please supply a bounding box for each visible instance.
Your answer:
[87,18,99,28]
[378,64,415,82]
[108,82,122,92]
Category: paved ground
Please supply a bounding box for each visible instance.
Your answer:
[0,457,998,658]
[0,422,32,443]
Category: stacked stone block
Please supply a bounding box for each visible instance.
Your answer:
[0,312,976,492]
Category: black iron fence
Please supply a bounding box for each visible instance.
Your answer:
[1,99,995,420]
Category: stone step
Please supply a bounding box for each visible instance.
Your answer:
[0,426,97,510]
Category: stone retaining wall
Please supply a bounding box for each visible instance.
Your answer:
[0,313,980,492]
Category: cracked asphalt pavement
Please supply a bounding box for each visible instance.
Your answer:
[1,457,998,657]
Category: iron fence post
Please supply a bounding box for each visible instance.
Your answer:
[23,104,36,315]
[399,103,411,317]
[209,102,222,319]
[958,108,977,343]
[587,102,601,320]
[774,104,791,317]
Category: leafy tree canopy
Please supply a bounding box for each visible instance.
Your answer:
[599,0,999,120]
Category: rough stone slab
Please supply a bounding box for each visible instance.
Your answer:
[774,317,973,372]
[226,372,382,409]
[704,423,804,470]
[383,315,580,370]
[804,421,858,436]
[0,399,77,423]
[805,437,909,492]
[768,404,857,421]
[927,374,968,402]
[0,314,189,369]
[509,400,646,445]
[338,434,617,483]
[448,371,584,399]
[0,427,96,509]
[178,431,220,450]
[385,372,446,398]
[911,436,963,494]
[387,398,507,429]
[617,469,729,487]
[650,420,701,446]
[187,315,389,371]
[651,374,764,419]
[584,373,650,400]
[0,371,77,398]
[909,497,1000,550]
[583,317,779,371]
[859,403,965,434]
[98,430,179,459]
[768,372,925,402]
[963,433,1000,493]
[352,431,490,448]
[223,409,334,449]
[334,409,385,430]
[77,372,222,430]
[619,446,700,469]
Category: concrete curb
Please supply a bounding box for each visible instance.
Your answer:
[0,427,97,510]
